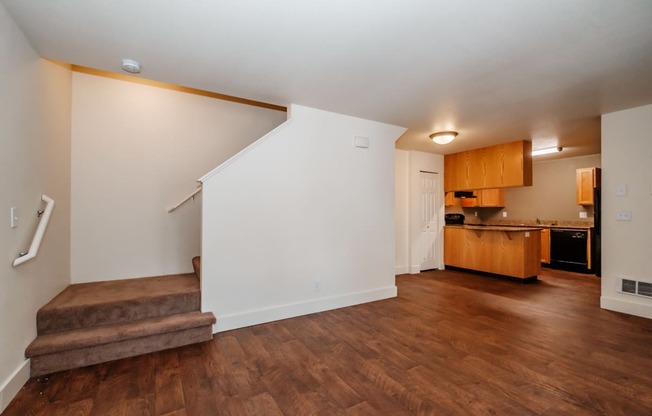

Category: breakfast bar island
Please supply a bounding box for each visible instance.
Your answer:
[444,225,542,280]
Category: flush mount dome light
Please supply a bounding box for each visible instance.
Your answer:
[121,59,141,74]
[429,131,458,145]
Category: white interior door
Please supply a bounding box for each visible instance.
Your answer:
[420,172,438,271]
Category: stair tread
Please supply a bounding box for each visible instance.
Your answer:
[41,273,199,313]
[27,311,216,357]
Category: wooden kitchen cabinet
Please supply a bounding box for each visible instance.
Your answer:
[541,228,550,264]
[445,192,455,207]
[576,167,601,205]
[460,188,505,208]
[444,226,541,279]
[444,140,532,191]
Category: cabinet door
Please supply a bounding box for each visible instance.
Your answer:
[444,192,455,207]
[461,193,478,207]
[477,189,505,207]
[576,168,595,205]
[541,228,550,263]
[444,140,532,191]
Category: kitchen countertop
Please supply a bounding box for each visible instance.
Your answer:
[459,220,594,230]
[445,224,543,232]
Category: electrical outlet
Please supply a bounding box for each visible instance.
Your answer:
[579,212,587,219]
[616,210,632,221]
[313,279,320,291]
[502,211,507,218]
[474,211,478,217]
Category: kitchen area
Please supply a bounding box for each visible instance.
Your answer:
[442,140,601,281]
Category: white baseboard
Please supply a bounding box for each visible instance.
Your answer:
[601,296,652,319]
[409,265,421,274]
[0,359,30,413]
[395,265,409,275]
[213,286,397,333]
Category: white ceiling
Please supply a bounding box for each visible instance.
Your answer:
[3,0,652,159]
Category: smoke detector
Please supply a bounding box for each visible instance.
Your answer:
[121,59,141,74]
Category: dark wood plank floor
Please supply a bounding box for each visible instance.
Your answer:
[5,268,652,415]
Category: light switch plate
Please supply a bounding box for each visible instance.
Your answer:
[10,207,18,228]
[616,184,627,196]
[579,212,588,219]
[502,212,507,218]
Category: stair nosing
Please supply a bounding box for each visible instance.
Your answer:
[38,291,199,316]
[27,311,216,357]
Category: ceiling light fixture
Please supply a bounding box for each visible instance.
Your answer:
[532,146,563,156]
[121,59,142,74]
[429,131,458,145]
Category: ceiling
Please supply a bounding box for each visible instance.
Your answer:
[3,0,652,160]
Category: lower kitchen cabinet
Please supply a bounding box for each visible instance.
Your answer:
[541,228,550,264]
[444,226,541,279]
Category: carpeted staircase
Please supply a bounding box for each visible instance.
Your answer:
[25,258,214,376]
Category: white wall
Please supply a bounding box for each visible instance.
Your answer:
[407,151,445,274]
[201,104,406,331]
[0,5,72,411]
[601,104,652,319]
[71,73,286,282]
[395,149,410,274]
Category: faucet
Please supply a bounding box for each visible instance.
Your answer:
[536,218,541,225]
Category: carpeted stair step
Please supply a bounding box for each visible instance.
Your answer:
[26,311,216,377]
[192,256,201,278]
[37,273,200,335]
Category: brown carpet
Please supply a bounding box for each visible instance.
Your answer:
[192,256,201,278]
[26,272,215,377]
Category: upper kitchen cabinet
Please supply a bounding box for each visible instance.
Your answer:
[444,140,533,192]
[576,167,601,205]
[444,192,455,207]
[460,188,505,208]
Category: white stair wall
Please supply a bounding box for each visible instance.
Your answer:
[200,104,406,332]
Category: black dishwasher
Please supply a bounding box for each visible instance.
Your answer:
[550,229,589,273]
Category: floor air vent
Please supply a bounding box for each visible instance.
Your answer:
[620,278,652,298]
[622,279,637,294]
[639,282,652,297]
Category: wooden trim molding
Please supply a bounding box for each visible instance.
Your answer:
[68,63,287,112]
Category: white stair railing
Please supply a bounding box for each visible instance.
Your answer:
[167,186,202,213]
[14,194,55,267]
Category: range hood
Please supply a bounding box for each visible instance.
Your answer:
[454,191,476,198]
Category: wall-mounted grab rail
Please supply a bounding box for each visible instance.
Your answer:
[167,186,202,213]
[13,194,55,267]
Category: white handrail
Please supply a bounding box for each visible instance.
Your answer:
[13,194,55,267]
[167,186,202,213]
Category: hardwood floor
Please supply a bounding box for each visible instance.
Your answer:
[5,268,652,415]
